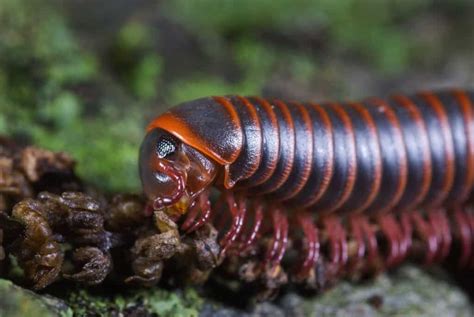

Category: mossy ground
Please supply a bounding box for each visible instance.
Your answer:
[63,287,202,317]
[0,0,473,316]
[1,266,472,317]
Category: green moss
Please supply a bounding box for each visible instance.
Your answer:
[232,38,278,92]
[166,39,277,103]
[47,53,97,85]
[110,21,163,100]
[0,0,96,132]
[0,0,143,192]
[163,0,436,75]
[0,114,7,134]
[66,288,203,317]
[233,38,321,89]
[130,54,163,100]
[166,37,321,105]
[162,0,321,35]
[38,92,82,128]
[31,105,143,192]
[116,22,151,50]
[143,288,203,317]
[67,290,110,316]
[168,77,237,105]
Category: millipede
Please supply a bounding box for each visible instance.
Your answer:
[139,89,474,292]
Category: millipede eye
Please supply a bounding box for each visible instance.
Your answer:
[156,136,177,158]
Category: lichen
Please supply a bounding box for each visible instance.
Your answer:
[65,287,203,317]
[0,279,72,317]
[300,266,473,317]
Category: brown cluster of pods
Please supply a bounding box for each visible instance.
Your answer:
[0,140,219,290]
[139,90,474,292]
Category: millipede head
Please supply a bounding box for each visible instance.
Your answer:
[139,128,218,216]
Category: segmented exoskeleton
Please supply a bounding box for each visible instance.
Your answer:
[139,90,474,288]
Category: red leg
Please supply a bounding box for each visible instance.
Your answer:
[180,200,200,232]
[336,218,348,270]
[238,201,264,253]
[184,190,212,233]
[429,209,451,263]
[454,207,472,268]
[213,194,228,230]
[322,216,348,273]
[293,211,319,279]
[219,192,246,257]
[349,214,366,266]
[323,216,340,268]
[359,216,378,269]
[440,209,453,262]
[265,207,283,266]
[468,210,474,268]
[389,214,406,267]
[398,211,413,265]
[427,211,442,263]
[393,215,405,265]
[411,212,439,265]
[378,213,400,268]
[273,211,288,266]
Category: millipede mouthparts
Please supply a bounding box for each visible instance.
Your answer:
[140,89,474,294]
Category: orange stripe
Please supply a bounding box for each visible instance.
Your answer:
[146,96,243,166]
[279,101,313,200]
[367,97,408,212]
[324,103,357,213]
[392,95,432,211]
[253,99,295,194]
[147,112,229,165]
[452,90,474,203]
[236,95,263,180]
[303,103,334,207]
[419,91,455,206]
[242,96,280,186]
[347,101,382,213]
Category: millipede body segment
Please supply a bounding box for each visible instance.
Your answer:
[139,90,474,290]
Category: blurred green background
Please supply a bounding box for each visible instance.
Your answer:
[0,0,473,192]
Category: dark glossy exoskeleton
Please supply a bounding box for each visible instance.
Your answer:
[139,90,474,285]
